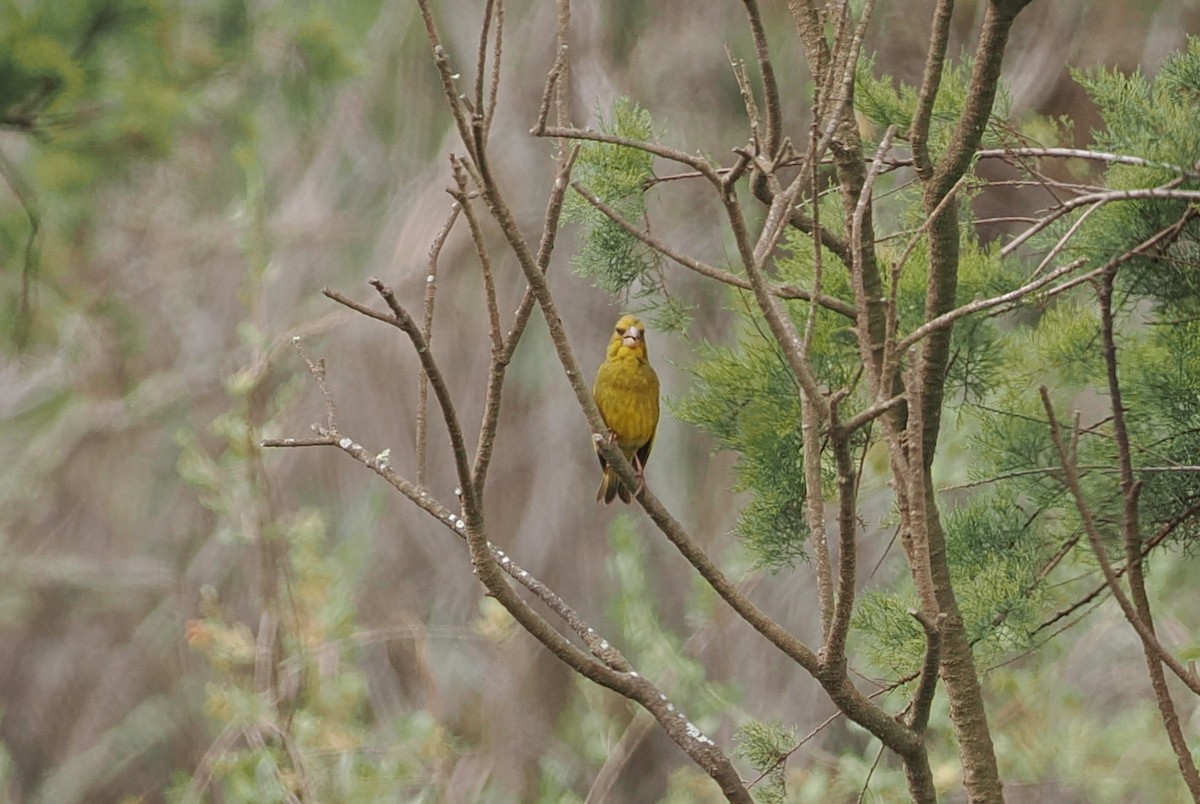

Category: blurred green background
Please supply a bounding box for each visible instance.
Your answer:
[1,1,1198,801]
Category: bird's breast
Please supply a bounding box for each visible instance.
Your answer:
[593,358,659,451]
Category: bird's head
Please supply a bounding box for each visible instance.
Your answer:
[608,314,649,361]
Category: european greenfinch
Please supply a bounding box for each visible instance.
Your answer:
[592,314,660,504]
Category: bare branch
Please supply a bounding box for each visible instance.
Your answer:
[804,118,836,641]
[738,0,782,156]
[728,50,763,157]
[1039,387,1200,696]
[824,400,860,663]
[316,281,754,797]
[532,0,570,135]
[906,610,946,732]
[475,147,580,492]
[449,159,504,355]
[267,430,629,674]
[785,0,831,91]
[929,0,1032,197]
[803,125,828,355]
[535,125,721,179]
[622,471,923,756]
[417,2,478,163]
[289,338,336,436]
[1001,186,1200,257]
[418,203,462,487]
[473,0,496,134]
[838,393,907,435]
[852,124,898,394]
[278,433,640,673]
[893,257,1087,355]
[1097,269,1200,796]
[570,180,858,319]
[977,146,1200,179]
[803,391,834,638]
[909,0,954,180]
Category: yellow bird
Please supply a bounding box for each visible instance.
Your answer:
[592,314,660,504]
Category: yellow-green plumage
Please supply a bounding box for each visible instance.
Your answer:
[592,314,660,504]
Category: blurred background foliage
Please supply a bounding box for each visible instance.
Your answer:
[1,0,1199,802]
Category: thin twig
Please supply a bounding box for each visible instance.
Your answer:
[536,125,719,177]
[417,4,477,164]
[290,338,336,435]
[417,203,462,487]
[1028,200,1102,278]
[893,257,1087,356]
[532,29,569,133]
[727,49,762,157]
[1031,500,1200,636]
[476,146,580,493]
[746,711,840,789]
[737,0,781,156]
[485,0,504,137]
[450,158,504,355]
[1001,185,1200,256]
[856,742,888,804]
[977,146,1200,179]
[894,173,969,280]
[473,0,496,129]
[941,463,1200,492]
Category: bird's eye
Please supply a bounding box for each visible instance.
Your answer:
[615,327,626,335]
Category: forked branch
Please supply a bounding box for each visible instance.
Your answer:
[273,280,754,801]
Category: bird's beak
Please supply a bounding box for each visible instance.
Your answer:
[622,326,641,348]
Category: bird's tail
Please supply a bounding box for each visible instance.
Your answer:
[596,466,632,504]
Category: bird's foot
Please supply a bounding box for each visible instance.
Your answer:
[633,454,646,497]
